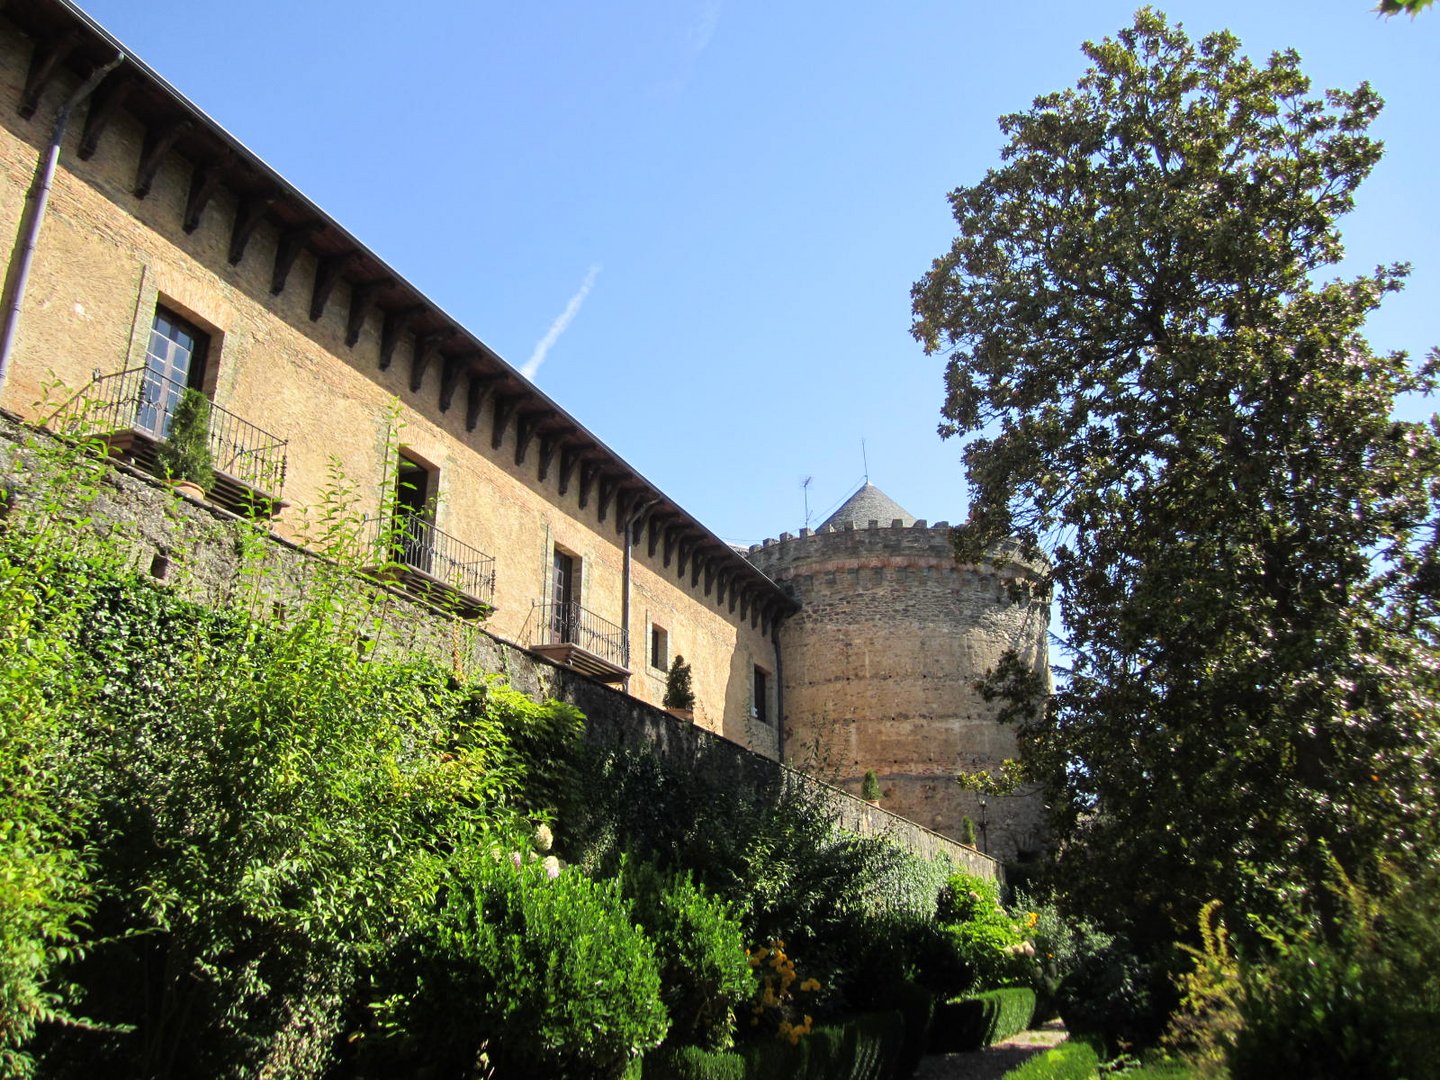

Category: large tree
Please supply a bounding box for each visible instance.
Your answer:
[913,8,1440,949]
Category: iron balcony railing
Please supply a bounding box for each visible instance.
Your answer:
[68,366,288,499]
[366,515,497,611]
[535,600,628,669]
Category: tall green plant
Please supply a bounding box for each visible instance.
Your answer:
[154,388,214,490]
[664,655,695,711]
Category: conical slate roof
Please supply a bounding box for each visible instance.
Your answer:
[818,483,918,531]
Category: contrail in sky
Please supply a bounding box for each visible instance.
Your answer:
[522,265,601,381]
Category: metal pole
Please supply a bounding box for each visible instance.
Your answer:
[0,53,124,396]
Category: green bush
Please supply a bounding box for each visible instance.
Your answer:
[567,747,952,1018]
[930,988,1036,1053]
[643,1044,746,1080]
[998,1039,1101,1080]
[622,860,752,1050]
[1054,937,1173,1055]
[154,387,214,489]
[802,1023,847,1079]
[372,848,667,1079]
[890,981,935,1079]
[1227,866,1440,1080]
[930,871,1034,993]
[841,1011,905,1080]
[736,1035,808,1080]
[1012,891,1113,1022]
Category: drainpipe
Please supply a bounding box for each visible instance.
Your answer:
[0,52,125,396]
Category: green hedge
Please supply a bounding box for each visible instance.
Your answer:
[891,981,936,1078]
[737,1036,808,1080]
[734,1010,907,1080]
[930,987,1037,1053]
[998,1039,1100,1080]
[644,1045,746,1080]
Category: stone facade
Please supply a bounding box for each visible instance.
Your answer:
[0,3,788,758]
[746,512,1050,862]
[0,4,1051,860]
[0,412,999,881]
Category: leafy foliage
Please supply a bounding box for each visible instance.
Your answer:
[663,654,695,711]
[912,7,1440,952]
[930,988,1036,1053]
[153,388,214,489]
[371,849,668,1080]
[622,861,753,1051]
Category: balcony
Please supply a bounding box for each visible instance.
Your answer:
[362,516,496,619]
[530,601,629,682]
[61,367,288,516]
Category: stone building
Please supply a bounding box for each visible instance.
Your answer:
[745,484,1050,862]
[0,0,1048,855]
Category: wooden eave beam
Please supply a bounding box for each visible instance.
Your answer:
[514,411,549,466]
[439,355,468,412]
[578,461,601,509]
[597,477,618,523]
[379,306,422,370]
[663,524,680,568]
[410,330,449,392]
[309,254,352,322]
[647,517,662,558]
[558,447,581,496]
[740,591,751,622]
[270,222,323,295]
[677,539,691,579]
[134,118,193,198]
[491,394,519,450]
[182,157,229,233]
[704,563,715,597]
[345,277,392,346]
[538,434,560,482]
[691,552,704,589]
[18,31,80,120]
[728,584,738,614]
[77,73,132,159]
[465,373,500,432]
[228,194,275,265]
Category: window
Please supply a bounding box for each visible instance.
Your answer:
[551,547,580,643]
[650,624,668,670]
[392,450,437,573]
[753,665,769,725]
[137,306,209,437]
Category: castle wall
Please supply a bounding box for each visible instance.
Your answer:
[0,413,996,881]
[747,520,1050,862]
[0,15,782,753]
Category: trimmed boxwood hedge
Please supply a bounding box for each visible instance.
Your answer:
[998,1039,1100,1080]
[891,981,936,1078]
[930,987,1037,1053]
[643,1045,746,1079]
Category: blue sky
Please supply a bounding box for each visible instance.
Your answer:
[73,0,1440,545]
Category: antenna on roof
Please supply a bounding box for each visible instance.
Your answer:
[861,438,869,483]
[802,476,813,528]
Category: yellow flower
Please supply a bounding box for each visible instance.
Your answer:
[1026,911,1039,929]
[799,977,822,993]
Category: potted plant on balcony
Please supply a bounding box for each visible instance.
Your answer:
[861,769,882,806]
[663,654,695,721]
[155,388,215,500]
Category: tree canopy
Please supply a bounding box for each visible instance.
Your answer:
[913,8,1440,949]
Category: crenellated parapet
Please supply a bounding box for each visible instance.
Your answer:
[745,489,1051,863]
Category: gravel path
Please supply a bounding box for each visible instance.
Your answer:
[914,1020,1069,1080]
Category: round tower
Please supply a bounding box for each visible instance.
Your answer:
[745,484,1050,863]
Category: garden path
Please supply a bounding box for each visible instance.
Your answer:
[914,1020,1069,1080]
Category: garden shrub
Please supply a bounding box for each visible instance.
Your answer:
[567,747,952,1019]
[1055,936,1174,1055]
[1226,864,1440,1080]
[801,1023,848,1080]
[621,860,752,1050]
[1012,890,1113,1023]
[890,980,936,1079]
[643,1044,746,1080]
[840,1010,905,1080]
[930,988,1035,1053]
[371,847,667,1079]
[930,871,1034,993]
[997,1038,1101,1080]
[735,1035,807,1080]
